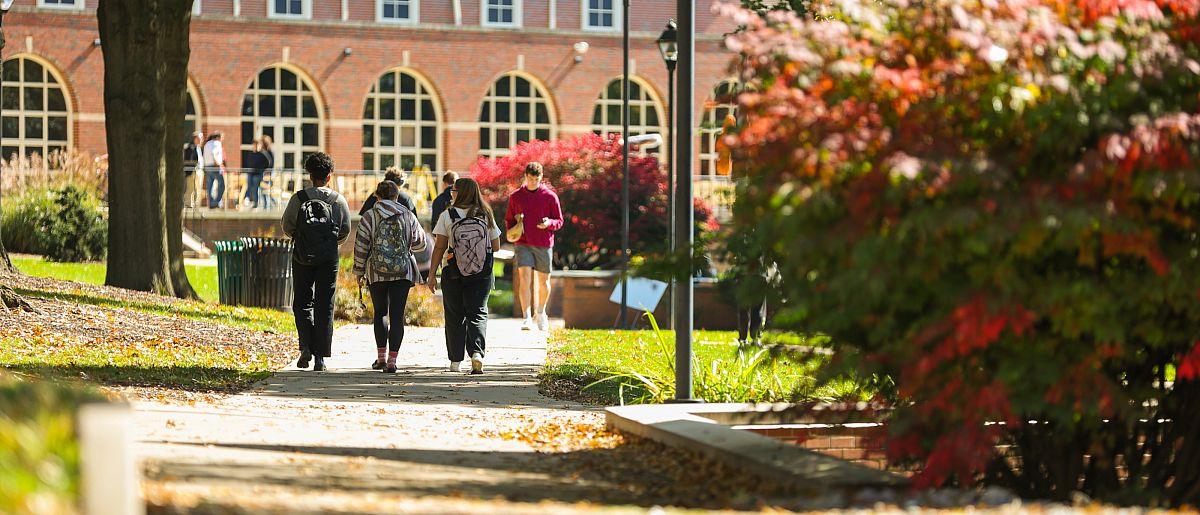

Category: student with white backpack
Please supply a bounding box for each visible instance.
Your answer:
[426,178,502,374]
[353,181,429,374]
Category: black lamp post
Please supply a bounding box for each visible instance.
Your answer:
[673,0,697,401]
[656,20,677,328]
[617,0,632,328]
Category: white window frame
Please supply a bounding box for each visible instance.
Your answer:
[37,0,86,10]
[1,55,74,165]
[377,0,419,24]
[193,0,202,16]
[477,72,556,158]
[361,67,443,172]
[268,0,311,20]
[581,0,620,31]
[592,76,665,154]
[480,0,521,28]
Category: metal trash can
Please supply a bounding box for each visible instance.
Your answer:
[215,237,294,310]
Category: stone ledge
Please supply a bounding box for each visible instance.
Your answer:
[605,403,908,492]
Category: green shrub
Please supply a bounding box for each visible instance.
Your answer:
[1,186,107,262]
[0,374,103,514]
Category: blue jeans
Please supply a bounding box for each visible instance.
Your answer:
[243,171,264,208]
[204,167,224,208]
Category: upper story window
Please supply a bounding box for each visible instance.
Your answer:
[482,0,520,27]
[583,0,620,30]
[378,0,418,23]
[38,0,84,10]
[269,0,310,19]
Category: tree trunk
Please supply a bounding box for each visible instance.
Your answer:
[162,3,197,299]
[98,0,194,296]
[0,9,13,275]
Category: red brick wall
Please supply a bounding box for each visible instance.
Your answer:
[8,2,737,173]
[746,425,893,471]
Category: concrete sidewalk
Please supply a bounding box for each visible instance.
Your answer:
[133,318,630,514]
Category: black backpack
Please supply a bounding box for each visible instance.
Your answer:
[293,189,340,265]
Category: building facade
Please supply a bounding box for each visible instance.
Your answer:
[5,0,742,175]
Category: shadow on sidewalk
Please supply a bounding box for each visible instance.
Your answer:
[251,365,592,411]
[147,440,779,510]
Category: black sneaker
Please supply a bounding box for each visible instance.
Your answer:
[384,364,397,374]
[371,359,386,370]
[297,350,311,369]
[313,359,327,372]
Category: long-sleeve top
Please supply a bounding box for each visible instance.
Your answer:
[430,186,452,228]
[281,186,352,245]
[353,199,428,285]
[504,184,564,249]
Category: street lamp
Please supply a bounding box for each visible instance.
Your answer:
[618,0,632,327]
[656,20,678,328]
[673,1,698,402]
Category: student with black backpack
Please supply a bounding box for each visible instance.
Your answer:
[353,180,428,374]
[282,152,352,372]
[426,178,501,375]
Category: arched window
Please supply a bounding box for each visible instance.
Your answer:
[591,76,664,154]
[240,65,322,171]
[478,72,554,158]
[362,68,441,171]
[183,80,202,144]
[1,55,71,165]
[699,79,739,176]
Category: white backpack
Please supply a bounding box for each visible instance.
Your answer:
[448,209,492,276]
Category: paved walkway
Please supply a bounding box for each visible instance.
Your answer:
[132,318,644,514]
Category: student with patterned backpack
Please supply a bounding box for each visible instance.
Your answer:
[354,181,429,373]
[427,178,502,375]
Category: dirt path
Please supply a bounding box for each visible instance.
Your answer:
[133,319,745,514]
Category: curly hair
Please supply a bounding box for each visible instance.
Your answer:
[304,152,335,181]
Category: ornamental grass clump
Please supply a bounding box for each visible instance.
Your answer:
[721,0,1200,505]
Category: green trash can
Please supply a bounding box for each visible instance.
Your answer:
[215,238,293,310]
[214,240,246,305]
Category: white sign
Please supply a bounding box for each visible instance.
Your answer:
[609,277,668,312]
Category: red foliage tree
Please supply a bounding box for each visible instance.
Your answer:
[472,134,716,270]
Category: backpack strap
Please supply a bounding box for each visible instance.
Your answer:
[296,189,310,203]
[448,209,461,222]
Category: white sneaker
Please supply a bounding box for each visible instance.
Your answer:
[536,313,549,331]
[520,317,534,331]
[470,353,484,375]
[449,361,462,372]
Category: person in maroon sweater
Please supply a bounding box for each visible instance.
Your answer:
[505,162,564,331]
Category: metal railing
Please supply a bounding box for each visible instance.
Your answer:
[186,167,737,221]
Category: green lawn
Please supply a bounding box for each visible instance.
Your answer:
[12,255,219,302]
[0,374,100,514]
[542,328,870,405]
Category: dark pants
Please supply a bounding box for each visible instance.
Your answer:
[293,259,338,358]
[369,279,412,352]
[737,301,767,343]
[441,265,492,362]
[204,166,224,208]
[244,171,264,208]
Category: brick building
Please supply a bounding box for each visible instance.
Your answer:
[5,0,742,176]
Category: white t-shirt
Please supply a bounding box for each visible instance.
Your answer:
[433,207,501,247]
[202,139,224,167]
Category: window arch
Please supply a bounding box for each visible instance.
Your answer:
[183,79,203,145]
[1,55,72,166]
[240,64,323,171]
[591,76,664,154]
[477,72,555,158]
[361,67,441,171]
[699,79,740,176]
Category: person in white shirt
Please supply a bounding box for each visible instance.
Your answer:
[202,131,227,208]
[426,178,502,375]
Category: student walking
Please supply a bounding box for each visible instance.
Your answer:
[427,178,501,375]
[282,152,352,372]
[359,167,417,216]
[505,162,563,331]
[429,171,458,228]
[354,181,428,374]
[202,131,227,208]
[183,131,203,208]
[244,135,273,210]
